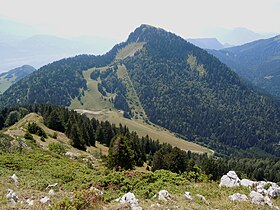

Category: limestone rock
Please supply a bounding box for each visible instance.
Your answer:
[46,183,58,189]
[119,192,142,210]
[6,189,19,203]
[229,193,248,202]
[268,185,280,198]
[219,171,240,187]
[48,189,55,196]
[158,190,172,201]
[10,174,18,184]
[26,198,34,206]
[240,179,256,187]
[250,191,266,206]
[196,194,209,204]
[40,196,50,204]
[184,192,193,201]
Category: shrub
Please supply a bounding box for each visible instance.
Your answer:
[27,122,47,138]
[48,143,66,155]
[24,132,34,140]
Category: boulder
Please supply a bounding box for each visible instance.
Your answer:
[40,196,50,204]
[257,184,268,196]
[46,182,58,189]
[184,192,193,201]
[268,186,280,198]
[48,189,55,196]
[240,179,256,187]
[158,190,172,201]
[229,193,248,202]
[10,174,18,184]
[219,171,240,187]
[26,198,34,206]
[250,191,266,206]
[6,189,19,204]
[196,194,209,204]
[119,192,142,210]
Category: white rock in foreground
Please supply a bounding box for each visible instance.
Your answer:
[46,182,58,189]
[268,185,280,198]
[26,198,34,206]
[229,193,248,202]
[184,191,193,201]
[48,189,55,196]
[219,171,240,187]
[119,192,142,210]
[240,179,256,187]
[249,190,277,208]
[40,196,50,204]
[158,190,172,201]
[6,189,19,203]
[11,174,18,184]
[196,194,209,204]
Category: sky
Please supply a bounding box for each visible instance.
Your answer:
[1,0,280,43]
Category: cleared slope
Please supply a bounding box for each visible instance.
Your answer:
[71,67,212,154]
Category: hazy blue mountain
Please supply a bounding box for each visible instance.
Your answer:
[0,34,116,72]
[0,65,36,94]
[209,35,280,98]
[187,38,225,50]
[206,27,276,46]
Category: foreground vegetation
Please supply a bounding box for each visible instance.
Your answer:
[1,132,279,209]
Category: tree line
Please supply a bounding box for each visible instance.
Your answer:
[0,104,279,183]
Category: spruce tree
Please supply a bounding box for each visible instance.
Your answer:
[107,134,135,170]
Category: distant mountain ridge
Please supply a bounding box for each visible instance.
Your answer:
[1,24,280,157]
[209,35,280,98]
[0,65,35,94]
[0,34,116,72]
[187,38,225,50]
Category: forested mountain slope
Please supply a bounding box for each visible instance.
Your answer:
[1,25,280,157]
[209,35,280,98]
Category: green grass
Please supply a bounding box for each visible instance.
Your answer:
[79,109,213,154]
[115,42,145,60]
[116,64,147,120]
[70,67,114,110]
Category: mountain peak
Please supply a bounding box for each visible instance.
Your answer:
[127,24,166,43]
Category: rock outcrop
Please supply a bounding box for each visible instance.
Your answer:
[240,179,256,187]
[219,171,240,187]
[268,186,280,198]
